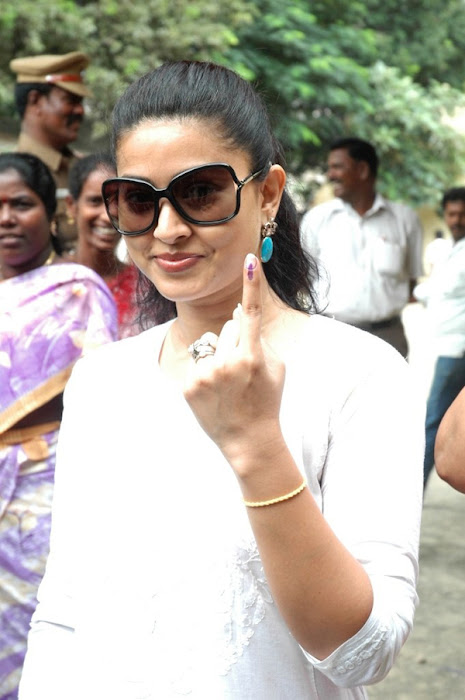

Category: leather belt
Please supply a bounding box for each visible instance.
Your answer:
[354,315,401,331]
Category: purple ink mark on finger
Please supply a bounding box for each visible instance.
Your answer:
[245,253,257,280]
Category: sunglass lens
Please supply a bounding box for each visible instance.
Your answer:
[172,166,236,223]
[105,180,156,235]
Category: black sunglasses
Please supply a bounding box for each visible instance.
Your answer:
[102,162,266,236]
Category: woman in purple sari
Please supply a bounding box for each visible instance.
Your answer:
[0,152,118,699]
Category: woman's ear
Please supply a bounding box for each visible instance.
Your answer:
[50,217,58,238]
[260,164,286,220]
[65,194,77,225]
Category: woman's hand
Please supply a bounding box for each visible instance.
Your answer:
[183,253,286,472]
[184,253,376,660]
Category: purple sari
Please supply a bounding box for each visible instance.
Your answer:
[0,263,118,699]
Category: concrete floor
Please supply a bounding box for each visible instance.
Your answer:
[368,472,465,699]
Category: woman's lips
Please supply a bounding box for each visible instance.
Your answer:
[0,234,23,248]
[93,226,118,238]
[155,253,202,272]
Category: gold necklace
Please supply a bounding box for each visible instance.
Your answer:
[43,250,57,266]
[0,249,56,281]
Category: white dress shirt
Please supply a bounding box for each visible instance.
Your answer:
[19,315,424,699]
[414,237,465,356]
[300,195,424,323]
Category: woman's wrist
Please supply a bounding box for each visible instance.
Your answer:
[219,421,285,473]
[223,431,305,505]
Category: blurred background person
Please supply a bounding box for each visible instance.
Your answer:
[0,152,117,697]
[9,51,92,254]
[66,153,139,338]
[300,137,423,358]
[414,187,465,489]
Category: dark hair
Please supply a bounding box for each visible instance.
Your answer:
[329,137,379,178]
[0,152,57,220]
[14,83,54,119]
[441,186,465,209]
[110,60,320,327]
[69,152,115,200]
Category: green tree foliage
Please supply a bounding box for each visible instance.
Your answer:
[0,0,252,138]
[0,0,88,114]
[348,63,465,204]
[363,0,465,89]
[80,0,253,138]
[223,0,465,205]
[1,0,465,205]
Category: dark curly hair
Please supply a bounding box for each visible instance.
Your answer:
[68,152,115,201]
[329,137,379,178]
[441,186,465,209]
[0,151,56,220]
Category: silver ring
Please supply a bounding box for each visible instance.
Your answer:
[188,339,217,362]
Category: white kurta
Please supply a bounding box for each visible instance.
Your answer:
[19,314,424,699]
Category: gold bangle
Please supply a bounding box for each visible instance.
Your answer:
[243,478,307,508]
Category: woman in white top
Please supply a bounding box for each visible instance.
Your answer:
[19,61,424,699]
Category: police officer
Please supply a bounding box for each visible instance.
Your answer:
[9,51,92,253]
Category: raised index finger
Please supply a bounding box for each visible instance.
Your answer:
[239,253,263,353]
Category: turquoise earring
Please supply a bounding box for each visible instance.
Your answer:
[260,217,277,263]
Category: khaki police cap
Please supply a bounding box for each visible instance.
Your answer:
[9,51,92,98]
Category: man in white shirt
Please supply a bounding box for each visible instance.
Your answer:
[414,187,465,488]
[300,137,423,357]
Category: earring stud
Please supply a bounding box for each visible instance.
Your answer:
[260,217,277,263]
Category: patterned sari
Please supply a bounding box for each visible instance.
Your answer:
[0,263,118,699]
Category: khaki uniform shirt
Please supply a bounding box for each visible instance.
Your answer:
[16,132,80,253]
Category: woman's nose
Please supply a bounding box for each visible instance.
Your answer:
[152,199,192,243]
[98,201,112,224]
[0,204,14,224]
